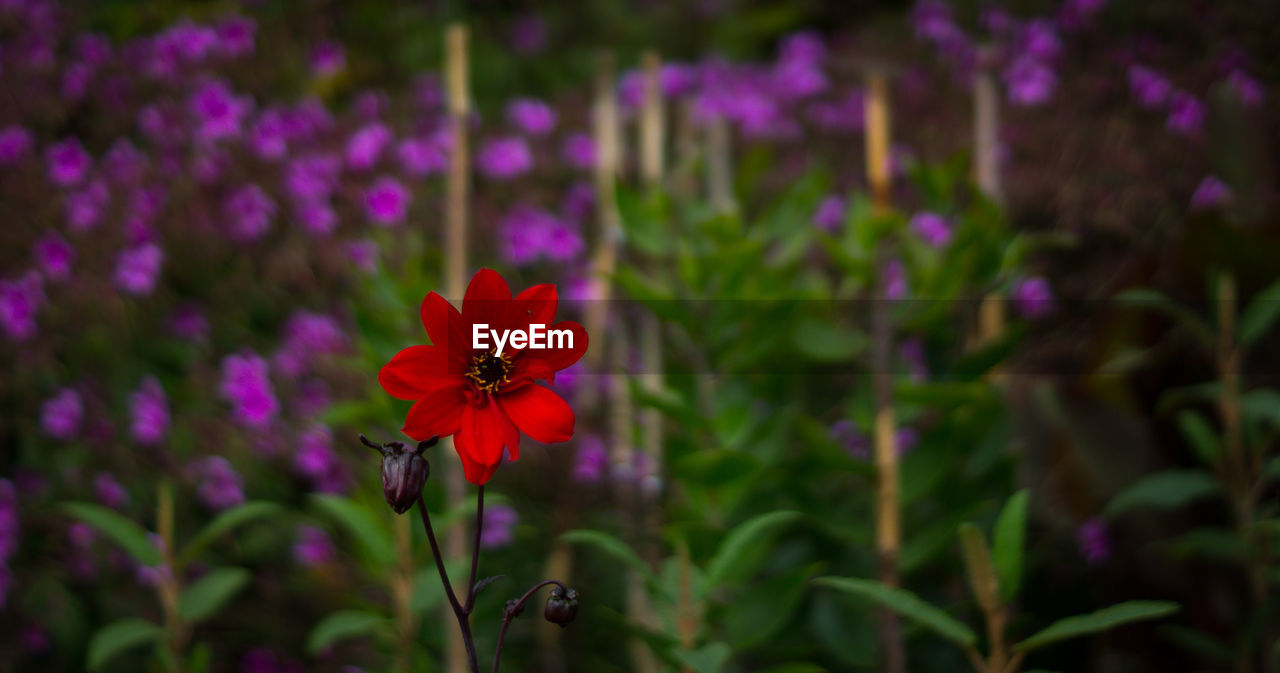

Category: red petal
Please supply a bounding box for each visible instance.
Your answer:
[453,400,519,484]
[379,345,464,400]
[513,283,558,330]
[455,446,499,485]
[500,384,575,444]
[401,387,465,441]
[420,292,466,354]
[505,355,556,388]
[462,268,513,335]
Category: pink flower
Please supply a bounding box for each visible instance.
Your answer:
[0,272,45,341]
[346,123,392,170]
[363,176,411,226]
[114,243,164,296]
[46,139,92,187]
[478,136,533,179]
[561,133,595,171]
[0,126,34,166]
[219,352,279,429]
[506,98,557,136]
[33,232,74,280]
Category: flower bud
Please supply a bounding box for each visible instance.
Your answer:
[504,598,525,619]
[543,586,579,627]
[362,435,436,514]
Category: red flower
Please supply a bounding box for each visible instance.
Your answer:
[378,268,588,485]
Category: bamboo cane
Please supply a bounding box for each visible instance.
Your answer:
[706,116,736,216]
[866,70,907,673]
[973,46,1007,351]
[442,23,470,673]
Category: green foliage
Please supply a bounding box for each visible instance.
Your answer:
[178,568,252,623]
[179,501,281,564]
[703,510,802,594]
[992,490,1030,604]
[306,611,390,655]
[310,494,396,567]
[87,618,162,671]
[62,503,162,567]
[1014,602,1181,652]
[814,577,978,648]
[560,529,655,582]
[1105,470,1221,516]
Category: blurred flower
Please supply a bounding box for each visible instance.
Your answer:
[507,98,558,136]
[65,179,109,232]
[21,625,49,654]
[1012,276,1053,317]
[190,79,252,142]
[33,231,74,280]
[0,126,34,165]
[499,206,583,265]
[780,30,826,65]
[1166,91,1205,135]
[114,242,164,296]
[0,271,44,341]
[219,352,279,429]
[93,472,129,509]
[1004,57,1056,106]
[274,311,348,377]
[397,135,447,176]
[294,199,337,236]
[103,139,147,183]
[40,388,83,440]
[561,181,595,223]
[909,211,952,247]
[572,435,608,483]
[812,195,846,232]
[60,62,93,102]
[900,338,929,381]
[829,419,869,458]
[1018,20,1061,61]
[293,525,335,567]
[478,136,534,179]
[1077,517,1109,564]
[286,154,340,201]
[480,504,518,549]
[414,73,444,109]
[1127,65,1171,108]
[224,184,276,241]
[561,133,595,171]
[378,269,588,485]
[363,176,411,226]
[130,376,170,446]
[346,122,391,170]
[242,648,306,673]
[1226,70,1264,108]
[247,107,289,159]
[169,304,209,341]
[346,238,379,272]
[293,425,348,494]
[351,90,387,120]
[310,42,345,76]
[510,13,548,55]
[295,379,331,418]
[882,260,908,300]
[1191,175,1232,209]
[195,456,245,510]
[1058,0,1106,29]
[807,88,865,132]
[216,15,256,57]
[46,138,91,187]
[0,479,19,561]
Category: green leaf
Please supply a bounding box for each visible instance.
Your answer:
[674,642,732,673]
[1106,470,1221,516]
[814,576,977,648]
[560,529,654,581]
[1240,277,1280,345]
[310,494,395,564]
[958,523,1000,613]
[307,610,389,654]
[62,503,160,566]
[180,501,280,564]
[704,511,802,592]
[87,618,162,671]
[1176,411,1221,467]
[1015,601,1179,652]
[992,489,1030,603]
[178,567,251,622]
[791,317,869,362]
[1116,289,1213,344]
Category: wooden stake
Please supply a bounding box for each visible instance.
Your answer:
[442,23,470,673]
[866,69,907,673]
[706,116,736,215]
[973,46,1008,351]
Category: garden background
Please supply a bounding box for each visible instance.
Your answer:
[2,0,1279,672]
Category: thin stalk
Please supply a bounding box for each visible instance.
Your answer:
[492,580,568,673]
[416,495,478,672]
[465,486,485,613]
[156,481,185,673]
[972,47,1007,356]
[392,515,415,673]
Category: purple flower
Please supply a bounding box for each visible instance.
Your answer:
[397,135,447,176]
[219,352,279,429]
[40,388,83,440]
[780,30,826,65]
[351,90,387,120]
[1012,276,1053,317]
[812,195,846,232]
[274,311,348,376]
[311,42,346,76]
[286,154,341,201]
[498,205,582,264]
[94,473,129,509]
[572,435,608,483]
[216,15,256,57]
[1226,70,1264,108]
[46,139,92,187]
[33,232,74,280]
[480,504,518,549]
[807,89,866,132]
[507,98,557,136]
[1018,20,1061,61]
[65,180,109,232]
[1058,0,1107,29]
[1166,92,1205,135]
[561,133,595,171]
[114,243,163,296]
[0,479,20,562]
[510,13,548,55]
[772,59,828,100]
[0,126,34,166]
[103,139,148,183]
[247,107,289,159]
[224,184,276,241]
[170,304,209,341]
[74,33,113,65]
[293,425,348,494]
[21,626,49,654]
[61,62,93,102]
[345,122,392,170]
[899,338,929,381]
[414,74,444,110]
[189,79,252,142]
[883,260,909,300]
[1191,175,1231,209]
[542,219,585,262]
[346,238,379,272]
[478,136,533,179]
[293,525,335,566]
[195,457,245,511]
[829,419,870,459]
[293,199,337,236]
[1128,66,1171,108]
[561,181,595,222]
[1004,57,1056,106]
[130,376,170,446]
[0,271,45,341]
[242,649,307,673]
[909,211,952,247]
[363,176,411,226]
[1077,517,1109,564]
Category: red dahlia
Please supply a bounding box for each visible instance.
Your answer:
[378,268,588,485]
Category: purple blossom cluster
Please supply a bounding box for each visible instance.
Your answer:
[220,353,280,429]
[480,503,519,549]
[292,425,351,494]
[194,456,245,511]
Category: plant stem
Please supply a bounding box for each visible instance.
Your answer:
[156,481,185,673]
[465,486,485,613]
[416,495,478,672]
[491,580,568,673]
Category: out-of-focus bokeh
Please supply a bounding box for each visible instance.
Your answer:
[2,0,1278,672]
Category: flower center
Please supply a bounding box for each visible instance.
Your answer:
[466,350,513,393]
